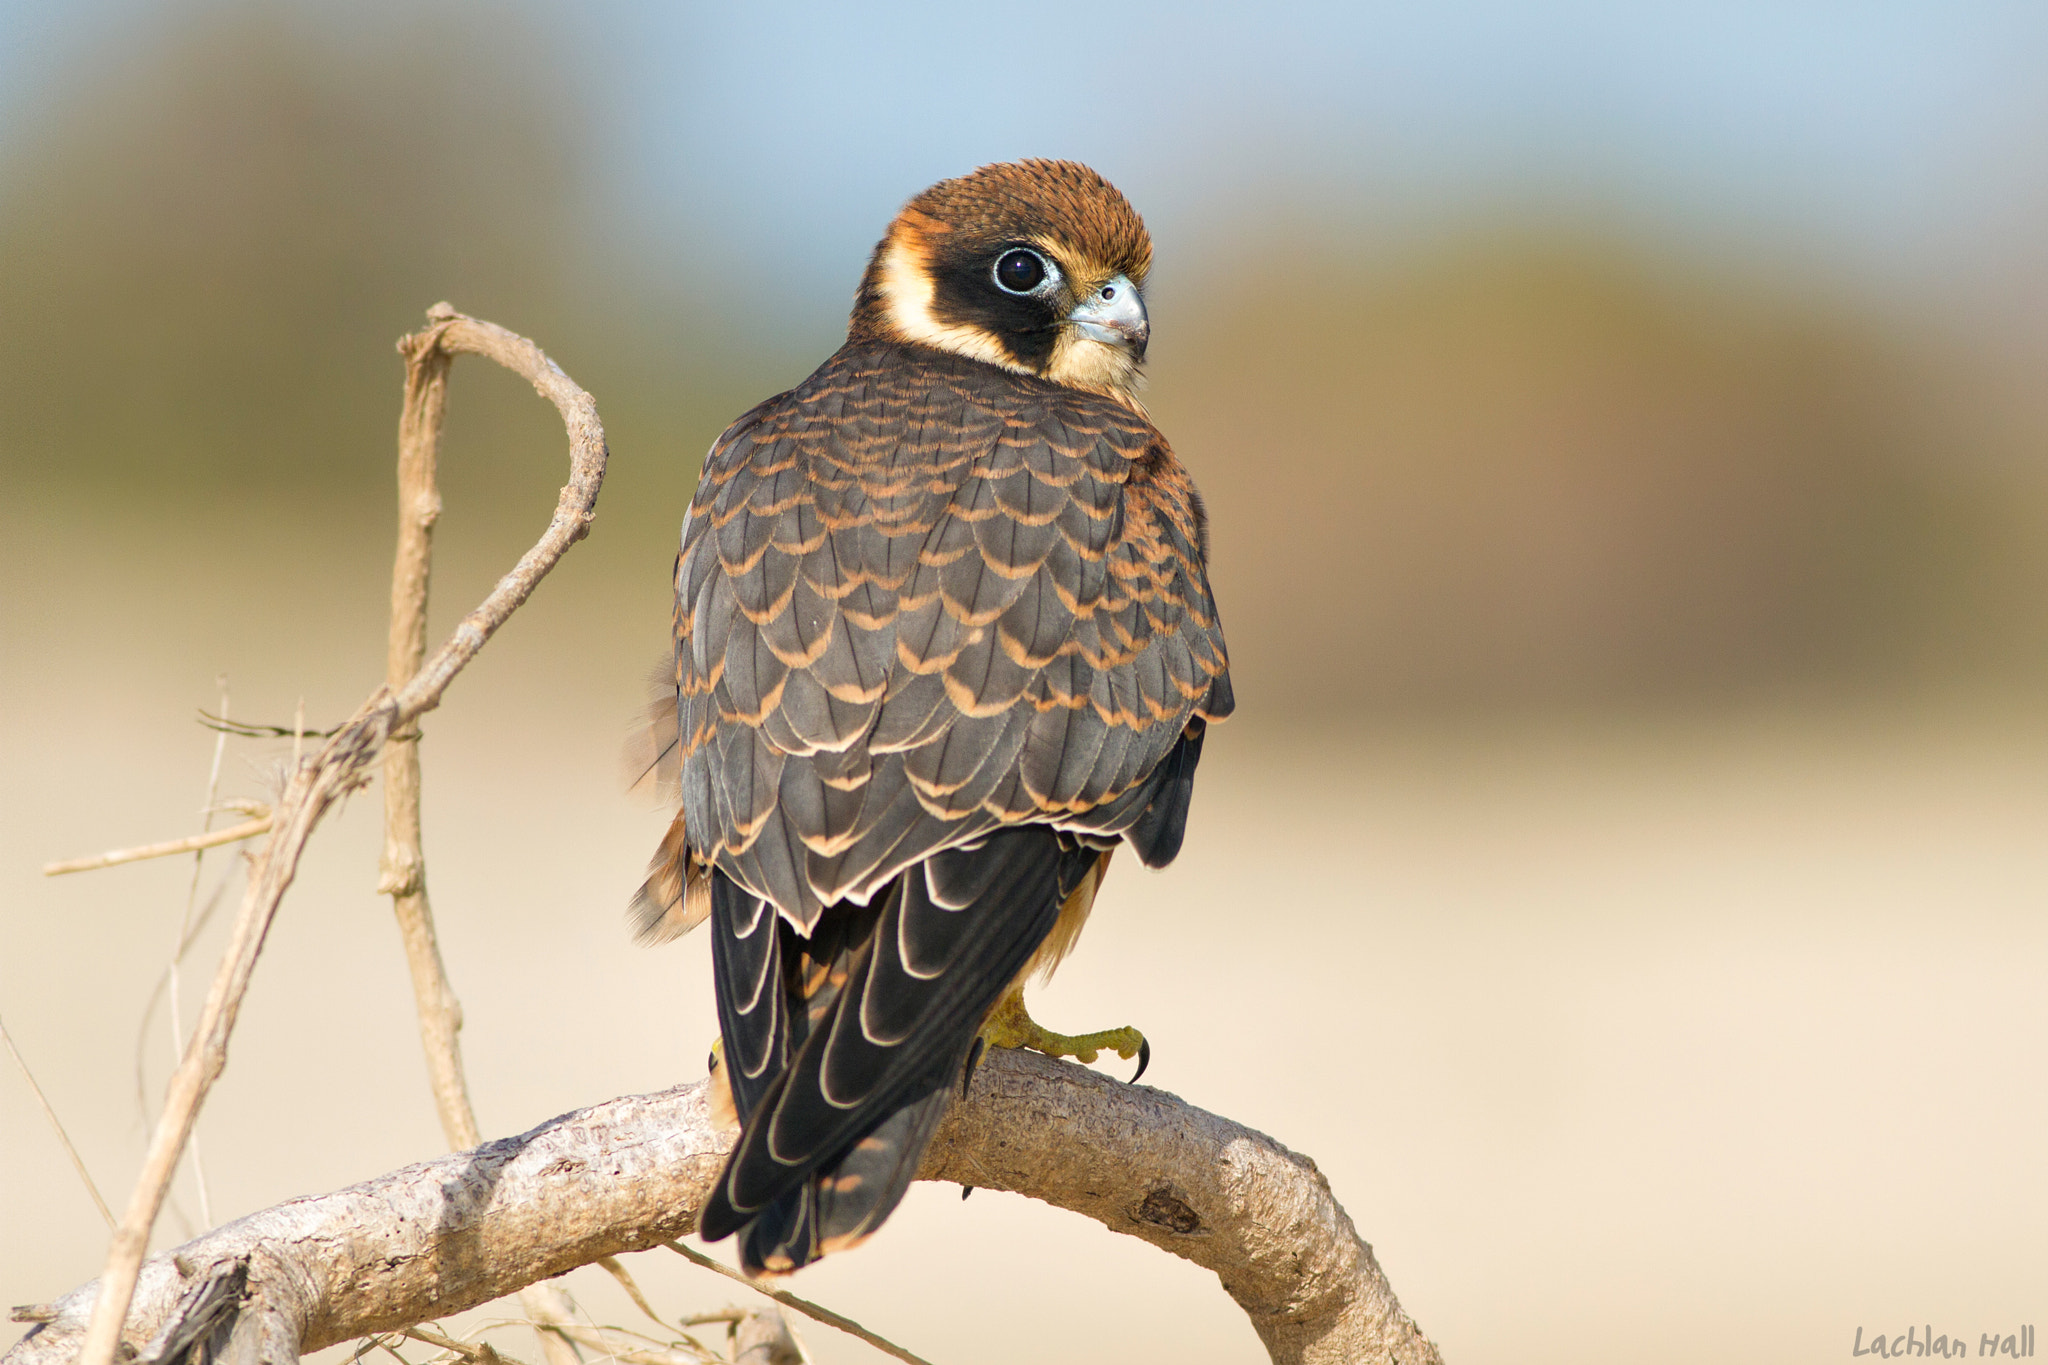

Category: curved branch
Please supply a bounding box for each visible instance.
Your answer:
[6,1050,1440,1365]
[66,308,609,1365]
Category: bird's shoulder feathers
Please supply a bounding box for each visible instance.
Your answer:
[673,341,1231,926]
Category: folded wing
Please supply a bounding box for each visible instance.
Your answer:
[674,344,1232,928]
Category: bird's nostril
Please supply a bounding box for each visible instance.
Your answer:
[1101,285,1116,300]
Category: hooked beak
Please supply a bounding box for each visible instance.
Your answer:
[1067,273,1149,360]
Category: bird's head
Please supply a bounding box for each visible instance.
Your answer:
[850,159,1153,405]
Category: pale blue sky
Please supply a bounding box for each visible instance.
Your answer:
[4,1,2045,319]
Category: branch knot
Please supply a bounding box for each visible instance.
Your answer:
[1135,1182,1206,1235]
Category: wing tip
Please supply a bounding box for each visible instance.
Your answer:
[630,815,711,945]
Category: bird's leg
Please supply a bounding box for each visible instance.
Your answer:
[979,986,1149,1081]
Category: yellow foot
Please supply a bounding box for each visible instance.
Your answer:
[979,989,1150,1082]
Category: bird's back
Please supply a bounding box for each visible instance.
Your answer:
[674,340,1232,927]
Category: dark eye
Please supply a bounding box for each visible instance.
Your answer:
[993,248,1048,294]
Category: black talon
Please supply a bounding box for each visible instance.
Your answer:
[960,1036,987,1097]
[961,1185,975,1200]
[1130,1037,1150,1084]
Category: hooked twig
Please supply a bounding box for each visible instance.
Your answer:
[70,305,610,1365]
[377,307,587,1365]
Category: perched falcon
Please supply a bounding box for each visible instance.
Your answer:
[632,159,1233,1275]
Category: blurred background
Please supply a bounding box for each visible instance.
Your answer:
[4,2,2046,1362]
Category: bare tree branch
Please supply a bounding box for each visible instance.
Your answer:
[8,1050,1441,1365]
[379,308,590,1365]
[68,306,609,1365]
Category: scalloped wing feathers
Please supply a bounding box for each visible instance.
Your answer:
[674,342,1232,930]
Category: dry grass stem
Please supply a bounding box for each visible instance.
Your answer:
[342,1336,396,1365]
[0,1013,116,1230]
[168,680,232,1233]
[212,799,273,819]
[44,692,277,878]
[42,818,275,877]
[519,1322,714,1365]
[68,305,609,1365]
[399,1324,529,1365]
[674,1313,745,1330]
[196,712,343,742]
[129,877,229,1168]
[592,1260,670,1336]
[662,1243,933,1365]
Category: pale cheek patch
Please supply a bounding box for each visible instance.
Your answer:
[1046,330,1146,408]
[876,234,1029,375]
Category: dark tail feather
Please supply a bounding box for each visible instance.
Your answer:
[742,1081,955,1274]
[812,1073,956,1252]
[702,828,1083,1270]
[739,1183,815,1277]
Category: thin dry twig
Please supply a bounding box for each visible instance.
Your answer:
[663,1243,934,1365]
[377,301,483,1154]
[0,1012,116,1230]
[42,818,275,877]
[71,306,610,1365]
[43,716,278,879]
[196,711,344,742]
